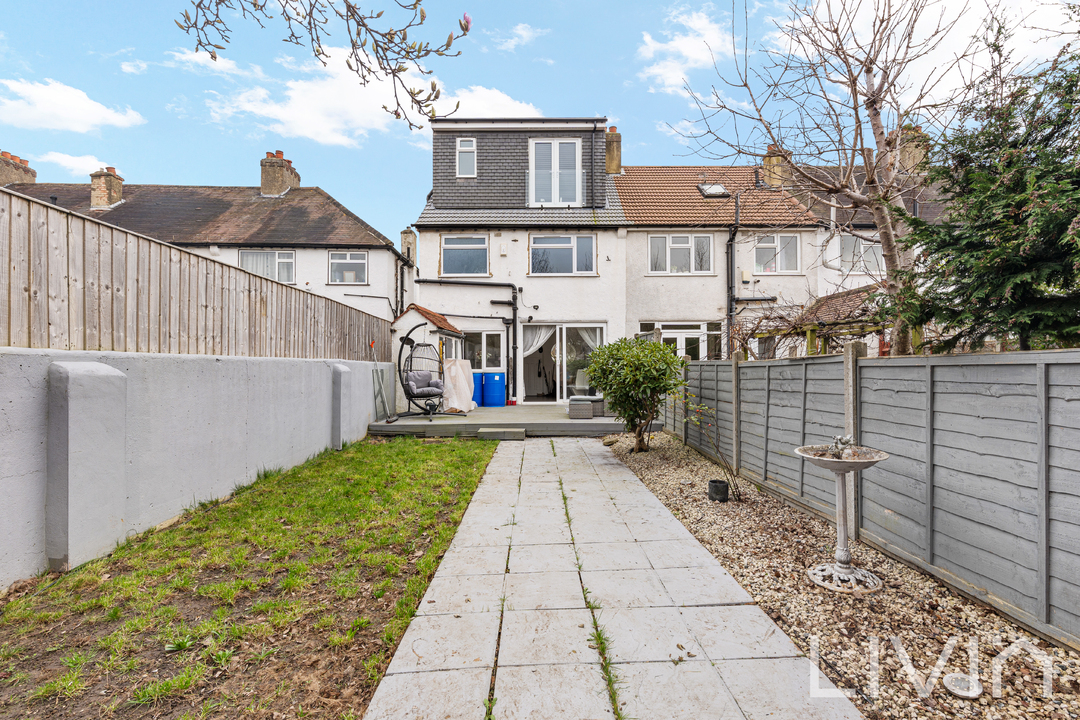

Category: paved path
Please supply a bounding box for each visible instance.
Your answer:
[365,438,863,719]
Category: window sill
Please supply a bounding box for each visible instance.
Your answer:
[326,282,370,286]
[526,273,599,278]
[644,272,717,277]
[753,271,802,276]
[439,274,493,278]
[526,203,585,209]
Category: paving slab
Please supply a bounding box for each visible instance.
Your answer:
[715,656,865,720]
[508,543,578,573]
[385,613,501,674]
[363,667,492,720]
[365,437,860,720]
[498,608,598,666]
[613,661,747,720]
[494,664,615,719]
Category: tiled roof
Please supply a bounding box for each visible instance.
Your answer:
[613,166,819,227]
[5,183,392,248]
[415,176,626,227]
[398,304,463,335]
[796,284,882,326]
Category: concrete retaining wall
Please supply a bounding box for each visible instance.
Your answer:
[0,347,395,587]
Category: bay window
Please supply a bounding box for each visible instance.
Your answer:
[529,139,582,207]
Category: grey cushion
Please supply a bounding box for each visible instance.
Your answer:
[409,384,443,398]
[406,370,444,397]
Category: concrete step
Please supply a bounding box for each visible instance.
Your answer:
[477,427,526,441]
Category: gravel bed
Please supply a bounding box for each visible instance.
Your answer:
[608,432,1080,720]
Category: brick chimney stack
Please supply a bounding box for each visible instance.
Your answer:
[400,227,417,261]
[0,150,37,185]
[260,150,301,196]
[762,145,790,188]
[90,167,123,208]
[605,126,621,174]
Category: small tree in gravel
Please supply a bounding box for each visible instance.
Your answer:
[675,390,744,501]
[587,338,685,453]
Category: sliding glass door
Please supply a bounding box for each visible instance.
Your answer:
[557,325,605,401]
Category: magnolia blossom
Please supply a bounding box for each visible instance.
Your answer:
[463,12,472,32]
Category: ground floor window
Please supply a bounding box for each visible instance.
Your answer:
[464,331,503,371]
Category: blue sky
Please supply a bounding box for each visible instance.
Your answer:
[0,1,1070,244]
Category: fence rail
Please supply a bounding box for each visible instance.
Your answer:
[670,348,1080,652]
[0,187,390,361]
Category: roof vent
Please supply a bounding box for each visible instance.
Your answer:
[697,183,729,198]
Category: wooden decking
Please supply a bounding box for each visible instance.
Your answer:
[367,404,633,438]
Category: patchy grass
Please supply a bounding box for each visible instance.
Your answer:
[0,436,496,719]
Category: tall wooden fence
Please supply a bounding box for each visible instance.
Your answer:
[0,187,390,360]
[668,349,1080,652]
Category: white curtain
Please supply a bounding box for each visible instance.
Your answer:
[578,327,602,352]
[239,251,275,280]
[522,325,556,357]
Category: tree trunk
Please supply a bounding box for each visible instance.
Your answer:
[633,425,649,452]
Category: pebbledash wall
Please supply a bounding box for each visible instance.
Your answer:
[0,347,395,588]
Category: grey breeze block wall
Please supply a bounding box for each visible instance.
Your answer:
[431,129,607,209]
[0,347,396,588]
[670,349,1080,651]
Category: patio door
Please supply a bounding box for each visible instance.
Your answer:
[556,325,605,400]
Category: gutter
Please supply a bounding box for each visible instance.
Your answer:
[415,278,521,404]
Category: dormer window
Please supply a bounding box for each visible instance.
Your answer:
[456,138,476,178]
[529,138,582,207]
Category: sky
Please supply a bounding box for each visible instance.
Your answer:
[0,1,1073,246]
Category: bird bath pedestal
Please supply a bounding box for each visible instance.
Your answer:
[795,444,889,594]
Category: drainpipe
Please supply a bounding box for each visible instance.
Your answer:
[415,278,520,404]
[726,193,741,359]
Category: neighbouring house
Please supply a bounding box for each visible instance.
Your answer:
[5,151,411,322]
[408,117,875,405]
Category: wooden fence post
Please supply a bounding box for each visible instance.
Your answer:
[843,341,867,539]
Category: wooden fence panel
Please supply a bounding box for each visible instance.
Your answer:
[0,187,390,362]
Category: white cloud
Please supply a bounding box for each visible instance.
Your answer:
[657,119,695,146]
[638,6,732,95]
[0,79,145,132]
[165,48,264,78]
[35,151,117,178]
[494,23,550,52]
[208,47,539,147]
[534,57,555,66]
[121,60,147,74]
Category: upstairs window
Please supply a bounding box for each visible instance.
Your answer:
[441,236,488,276]
[840,235,884,274]
[328,251,367,284]
[456,138,476,178]
[529,138,582,207]
[648,235,712,274]
[755,235,799,273]
[530,235,595,274]
[240,250,294,283]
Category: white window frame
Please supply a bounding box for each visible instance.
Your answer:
[456,137,477,178]
[647,234,713,274]
[327,250,368,285]
[440,235,489,277]
[638,321,720,360]
[528,234,597,276]
[754,234,800,274]
[239,249,295,284]
[464,331,504,371]
[839,234,885,275]
[528,138,583,208]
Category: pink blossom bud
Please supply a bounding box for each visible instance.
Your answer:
[463,12,472,32]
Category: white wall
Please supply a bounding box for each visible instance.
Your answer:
[623,229,728,338]
[0,347,395,587]
[186,246,403,321]
[414,227,627,401]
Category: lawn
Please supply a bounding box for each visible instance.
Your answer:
[0,436,497,719]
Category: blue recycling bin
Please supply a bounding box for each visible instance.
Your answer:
[472,372,484,407]
[482,372,506,408]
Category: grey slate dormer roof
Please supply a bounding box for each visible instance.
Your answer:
[414,175,626,228]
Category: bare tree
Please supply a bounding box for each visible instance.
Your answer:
[177,0,470,130]
[685,0,986,355]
